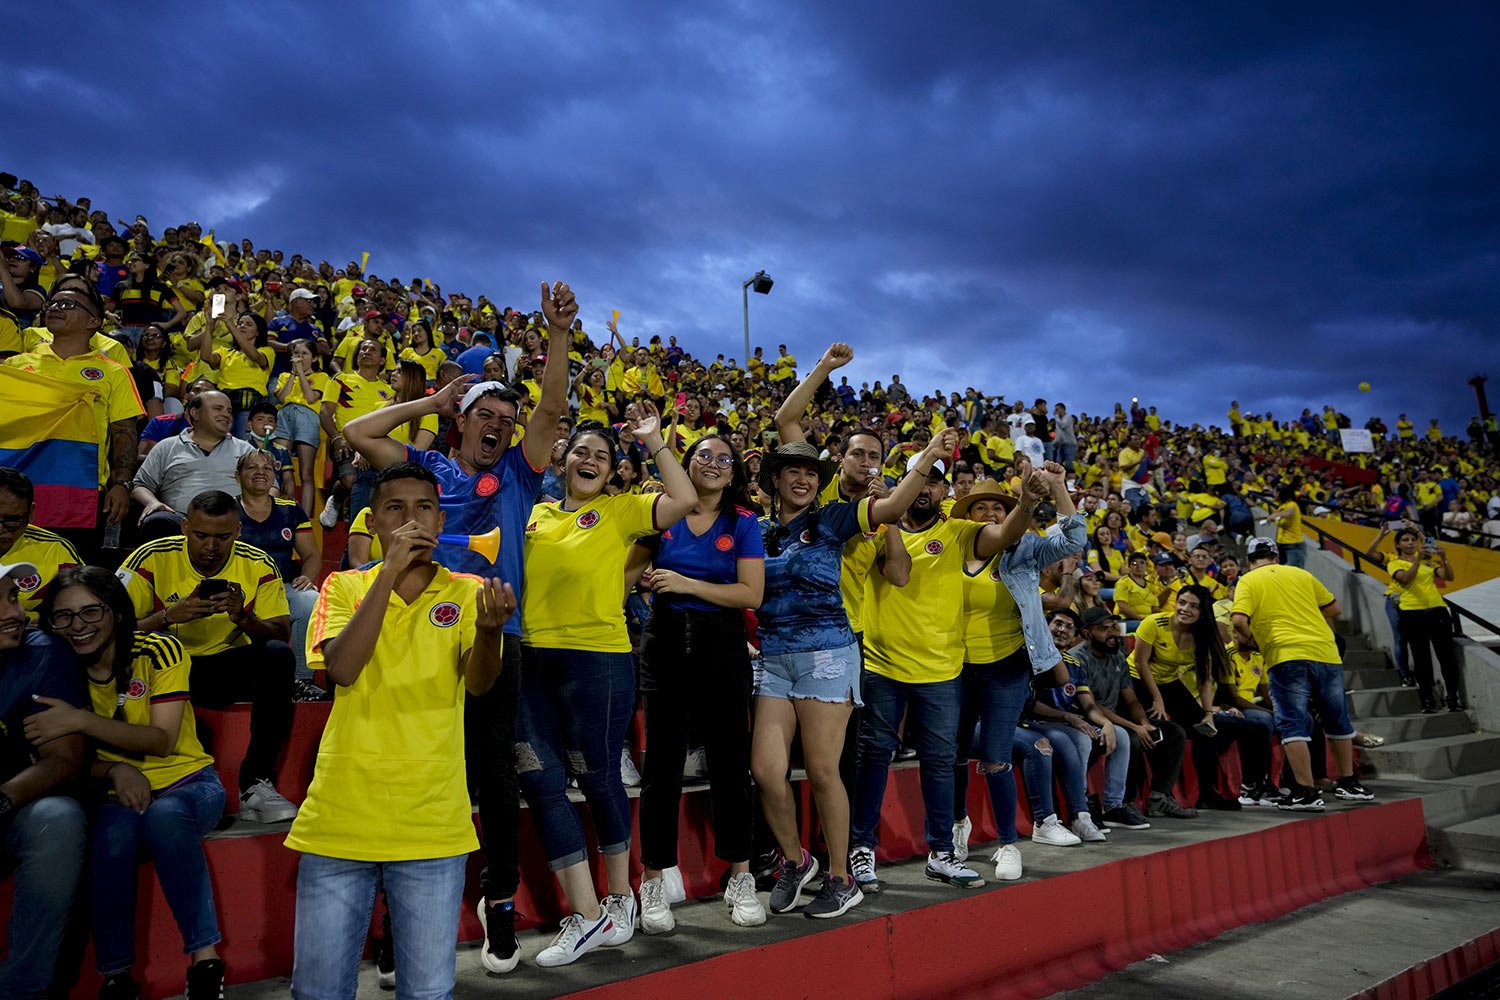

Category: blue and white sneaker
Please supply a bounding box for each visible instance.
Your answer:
[768,849,820,914]
[535,911,613,968]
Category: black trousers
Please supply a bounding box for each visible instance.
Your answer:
[1159,680,1271,797]
[638,607,754,870]
[1124,715,1188,798]
[1400,606,1461,706]
[466,639,522,901]
[190,640,295,792]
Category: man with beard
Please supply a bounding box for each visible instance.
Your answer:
[341,281,576,976]
[1068,606,1196,822]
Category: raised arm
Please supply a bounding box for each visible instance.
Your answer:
[345,372,478,470]
[522,281,579,470]
[1363,523,1391,569]
[870,428,955,525]
[627,401,697,525]
[975,470,1044,560]
[774,343,851,444]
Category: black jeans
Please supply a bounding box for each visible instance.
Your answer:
[1400,606,1461,706]
[466,639,522,901]
[638,607,754,870]
[1123,714,1187,798]
[190,640,295,792]
[1159,680,1271,797]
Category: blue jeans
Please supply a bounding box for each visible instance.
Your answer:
[1385,595,1409,676]
[349,466,378,519]
[853,670,962,853]
[293,853,466,1000]
[1013,728,1058,819]
[1036,720,1132,811]
[0,796,86,998]
[1282,542,1307,568]
[515,647,635,869]
[1054,442,1076,472]
[952,650,1032,845]
[91,767,225,975]
[285,582,319,678]
[1031,723,1092,817]
[1268,660,1354,743]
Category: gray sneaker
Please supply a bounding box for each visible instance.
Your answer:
[768,850,820,914]
[1146,791,1198,819]
[803,874,864,919]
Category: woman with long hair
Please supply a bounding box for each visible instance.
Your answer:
[133,323,180,418]
[574,364,614,425]
[388,360,438,452]
[113,252,185,345]
[1131,585,1274,809]
[200,310,273,438]
[1085,524,1125,591]
[629,434,766,932]
[516,406,698,967]
[27,568,226,999]
[1369,524,1460,711]
[273,339,327,516]
[398,319,442,384]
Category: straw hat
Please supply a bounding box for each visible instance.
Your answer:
[949,480,1020,520]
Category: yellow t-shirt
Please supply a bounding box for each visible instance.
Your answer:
[398,346,442,382]
[864,516,986,683]
[1230,563,1340,667]
[961,555,1024,664]
[3,345,146,487]
[10,326,132,368]
[1274,502,1303,545]
[1113,574,1156,619]
[326,372,394,433]
[522,492,662,652]
[1183,570,1228,601]
[89,633,214,791]
[1386,558,1445,612]
[1202,455,1228,486]
[2,526,81,617]
[117,538,290,658]
[347,507,385,561]
[274,370,329,409]
[1131,612,1197,688]
[388,410,439,448]
[287,565,482,862]
[333,332,397,374]
[1227,644,1266,704]
[212,346,274,393]
[577,383,610,424]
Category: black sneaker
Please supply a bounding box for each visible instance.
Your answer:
[1334,777,1374,802]
[1146,791,1198,819]
[768,850,820,914]
[185,959,225,1000]
[477,898,520,974]
[1196,792,1242,811]
[803,874,864,919]
[293,677,332,702]
[1277,786,1325,812]
[98,973,141,1000]
[1101,803,1152,830]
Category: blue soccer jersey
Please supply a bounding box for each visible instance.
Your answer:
[646,505,765,613]
[757,497,874,656]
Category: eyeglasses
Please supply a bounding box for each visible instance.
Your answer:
[692,452,735,469]
[48,604,109,629]
[46,298,98,317]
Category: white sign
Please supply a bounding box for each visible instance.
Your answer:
[1339,429,1374,453]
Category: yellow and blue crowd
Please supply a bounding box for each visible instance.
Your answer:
[0,174,1487,998]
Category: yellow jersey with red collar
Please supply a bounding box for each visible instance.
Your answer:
[864,515,985,683]
[89,633,213,791]
[2,525,81,617]
[327,371,394,433]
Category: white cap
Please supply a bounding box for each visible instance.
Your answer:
[906,452,947,476]
[459,380,511,414]
[287,288,317,302]
[0,561,40,584]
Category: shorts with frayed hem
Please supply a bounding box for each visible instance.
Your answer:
[754,643,863,706]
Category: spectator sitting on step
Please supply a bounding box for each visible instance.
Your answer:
[0,468,82,619]
[130,390,255,541]
[115,490,298,824]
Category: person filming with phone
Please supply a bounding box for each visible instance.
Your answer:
[115,490,299,824]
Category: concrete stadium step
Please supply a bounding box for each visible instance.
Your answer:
[1436,815,1500,873]
[1355,710,1472,744]
[1403,772,1500,833]
[1346,685,1424,718]
[1361,732,1500,780]
[1340,631,1373,651]
[1342,666,1402,690]
[1341,647,1390,670]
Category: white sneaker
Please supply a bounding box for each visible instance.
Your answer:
[682,747,708,781]
[724,872,767,927]
[1031,813,1082,847]
[952,815,973,862]
[239,779,298,823]
[620,748,642,788]
[662,865,687,904]
[992,844,1023,881]
[535,912,613,968]
[639,877,675,935]
[924,850,985,888]
[601,892,636,946]
[318,495,340,529]
[1071,811,1108,843]
[849,845,881,894]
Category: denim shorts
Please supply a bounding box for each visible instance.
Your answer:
[1268,659,1355,743]
[277,402,320,447]
[754,642,863,705]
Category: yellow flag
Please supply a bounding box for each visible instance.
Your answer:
[200,230,226,267]
[360,252,370,273]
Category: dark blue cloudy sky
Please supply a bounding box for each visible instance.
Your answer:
[12,3,1498,431]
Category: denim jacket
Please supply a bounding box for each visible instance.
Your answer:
[995,512,1088,674]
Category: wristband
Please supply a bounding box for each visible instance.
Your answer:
[652,444,671,458]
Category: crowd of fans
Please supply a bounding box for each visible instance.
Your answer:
[0,174,1489,998]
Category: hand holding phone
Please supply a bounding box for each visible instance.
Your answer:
[210,293,226,319]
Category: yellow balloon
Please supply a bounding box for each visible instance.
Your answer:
[1358,381,1371,392]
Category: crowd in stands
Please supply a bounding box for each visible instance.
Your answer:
[0,172,1490,998]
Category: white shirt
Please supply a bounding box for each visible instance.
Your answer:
[1015,433,1045,467]
[1007,412,1030,440]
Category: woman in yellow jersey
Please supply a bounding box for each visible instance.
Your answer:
[1375,526,1460,712]
[29,568,226,998]
[273,340,327,515]
[517,405,697,967]
[397,319,442,383]
[136,324,180,416]
[1085,524,1125,592]
[1131,586,1272,809]
[387,361,438,451]
[573,363,614,425]
[1264,484,1306,567]
[199,310,273,439]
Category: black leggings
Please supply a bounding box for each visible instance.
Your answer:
[465,640,522,900]
[1399,606,1460,705]
[1160,680,1271,797]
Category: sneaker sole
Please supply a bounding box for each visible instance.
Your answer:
[925,869,986,889]
[236,808,298,824]
[729,905,767,927]
[640,912,676,935]
[1334,790,1375,801]
[1277,801,1325,812]
[535,920,613,968]
[377,971,396,991]
[768,858,821,914]
[476,900,520,974]
[805,887,865,919]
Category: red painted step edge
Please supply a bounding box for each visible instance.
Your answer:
[1355,925,1500,1000]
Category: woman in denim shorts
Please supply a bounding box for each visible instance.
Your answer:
[272,340,328,516]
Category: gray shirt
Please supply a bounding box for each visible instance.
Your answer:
[1068,639,1131,711]
[1053,412,1077,445]
[133,430,253,511]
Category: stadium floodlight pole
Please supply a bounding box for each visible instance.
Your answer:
[741,270,773,363]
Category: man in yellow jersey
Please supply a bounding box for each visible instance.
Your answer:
[116,490,298,824]
[0,469,81,618]
[851,451,1041,892]
[1263,484,1306,567]
[1232,538,1372,810]
[289,462,512,999]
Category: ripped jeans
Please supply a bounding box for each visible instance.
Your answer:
[953,648,1032,846]
[515,646,635,870]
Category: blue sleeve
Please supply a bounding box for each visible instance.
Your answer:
[820,501,861,543]
[736,511,766,558]
[502,437,546,488]
[27,636,85,710]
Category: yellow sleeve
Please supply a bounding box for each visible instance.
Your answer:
[252,561,291,621]
[306,573,356,667]
[115,557,160,618]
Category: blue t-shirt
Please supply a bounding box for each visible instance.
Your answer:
[455,344,497,376]
[645,505,765,613]
[407,443,543,636]
[237,499,309,579]
[757,497,873,656]
[1035,655,1090,714]
[0,630,83,783]
[141,413,188,444]
[267,316,325,376]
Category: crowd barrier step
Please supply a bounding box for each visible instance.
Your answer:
[1362,732,1500,781]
